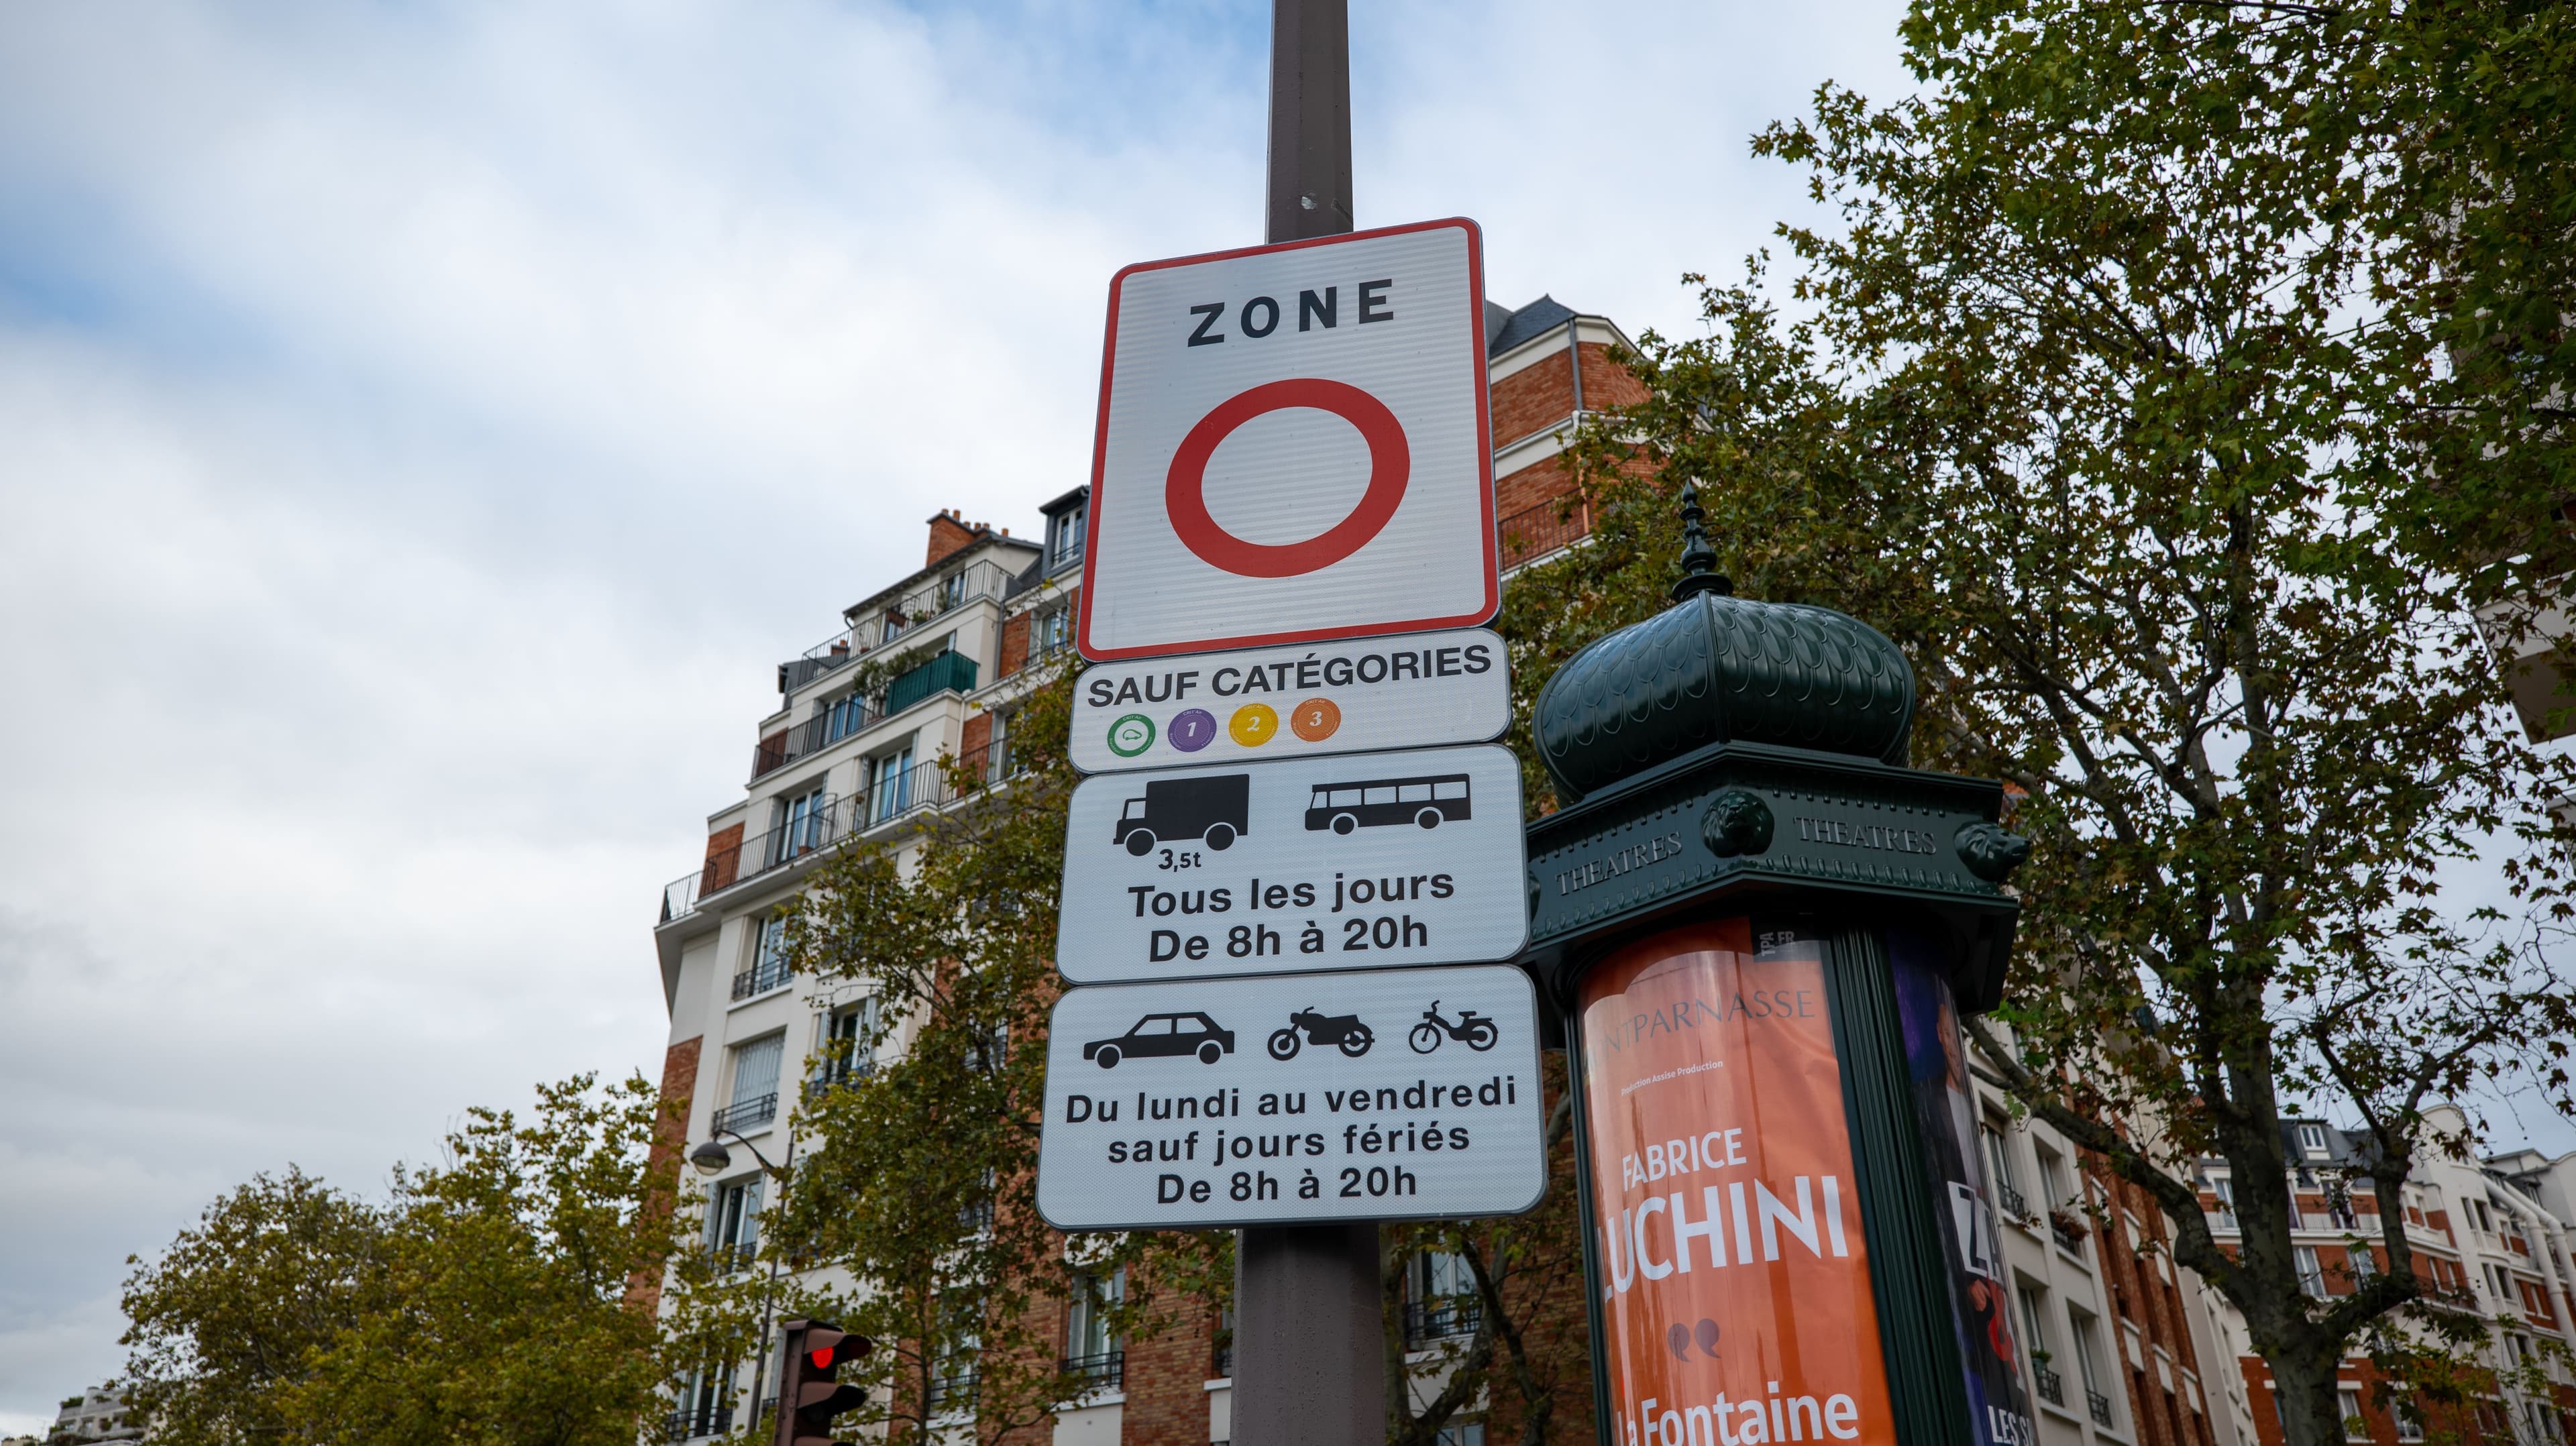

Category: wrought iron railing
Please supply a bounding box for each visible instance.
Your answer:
[1996,1181,2029,1219]
[2032,1363,2065,1407]
[663,745,1028,924]
[1211,1342,1234,1379]
[780,559,1021,696]
[712,1093,775,1135]
[665,1402,733,1441]
[1498,493,1589,569]
[732,954,792,1001]
[1061,1351,1124,1390]
[926,1369,978,1415]
[1403,1298,1481,1346]
[2087,1390,2115,1427]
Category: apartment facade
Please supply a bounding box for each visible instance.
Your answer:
[2191,1107,2576,1446]
[1974,1079,2244,1446]
[646,296,1638,1446]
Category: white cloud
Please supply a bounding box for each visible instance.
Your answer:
[33,0,2546,1428]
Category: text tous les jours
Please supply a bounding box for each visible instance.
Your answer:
[1059,1074,1521,1210]
[1132,873,1457,964]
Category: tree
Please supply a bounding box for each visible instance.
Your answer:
[1529,3,2576,1439]
[121,1074,680,1446]
[762,660,1108,1445]
[122,1168,388,1446]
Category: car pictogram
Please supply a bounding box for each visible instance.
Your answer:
[1082,1012,1236,1069]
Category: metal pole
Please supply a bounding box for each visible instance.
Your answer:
[1265,0,1353,244]
[722,1127,796,1444]
[1236,7,1383,1446]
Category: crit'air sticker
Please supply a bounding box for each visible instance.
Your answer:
[1107,714,1157,758]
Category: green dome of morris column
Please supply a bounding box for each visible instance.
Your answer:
[1532,484,1918,805]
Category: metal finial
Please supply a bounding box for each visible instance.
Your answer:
[1671,478,1733,601]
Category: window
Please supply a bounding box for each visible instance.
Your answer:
[716,1034,783,1134]
[2296,1247,2327,1298]
[737,914,793,999]
[2300,1123,2330,1156]
[824,690,869,744]
[2349,1246,2377,1284]
[937,571,966,611]
[2474,1199,2496,1233]
[881,609,907,644]
[1435,1426,1487,1446]
[775,785,828,864]
[2396,1405,2424,1443]
[818,999,877,1087]
[708,1174,762,1272]
[1983,1120,2028,1217]
[1065,1267,1125,1386]
[869,746,914,824]
[2341,1390,2371,1441]
[1405,1252,1480,1344]
[1035,606,1073,656]
[2019,1281,2063,1406]
[2208,1174,2238,1230]
[2069,1310,2115,1428]
[672,1365,735,1440]
[1049,503,1085,567]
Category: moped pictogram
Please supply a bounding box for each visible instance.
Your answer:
[1268,1008,1375,1060]
[1407,1001,1499,1054]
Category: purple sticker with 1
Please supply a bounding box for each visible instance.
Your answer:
[1168,708,1218,752]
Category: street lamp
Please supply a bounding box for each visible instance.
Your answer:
[689,1125,797,1443]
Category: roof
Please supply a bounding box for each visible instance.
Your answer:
[1487,294,1580,357]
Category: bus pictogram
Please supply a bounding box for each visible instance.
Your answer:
[1303,773,1472,835]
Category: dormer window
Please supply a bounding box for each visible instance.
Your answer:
[1049,504,1085,568]
[2298,1123,2328,1156]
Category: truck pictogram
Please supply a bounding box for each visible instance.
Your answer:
[1113,773,1251,856]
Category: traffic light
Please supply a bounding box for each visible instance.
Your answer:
[775,1318,872,1446]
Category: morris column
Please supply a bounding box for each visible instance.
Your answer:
[1520,496,2036,1446]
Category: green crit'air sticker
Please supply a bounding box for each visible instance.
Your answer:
[1106,714,1156,759]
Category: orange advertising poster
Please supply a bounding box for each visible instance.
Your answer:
[1578,917,1893,1446]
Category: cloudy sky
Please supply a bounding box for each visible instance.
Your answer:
[1,0,2567,1433]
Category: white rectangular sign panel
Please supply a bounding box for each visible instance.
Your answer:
[1079,218,1498,661]
[1036,964,1546,1229]
[1053,743,1529,984]
[1070,628,1510,775]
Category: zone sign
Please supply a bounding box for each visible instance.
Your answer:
[1079,218,1497,661]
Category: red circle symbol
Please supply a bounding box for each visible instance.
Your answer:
[1165,378,1410,578]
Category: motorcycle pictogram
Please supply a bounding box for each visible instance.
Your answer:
[1408,1001,1499,1054]
[1268,1008,1375,1060]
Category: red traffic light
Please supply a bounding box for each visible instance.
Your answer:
[777,1319,874,1446]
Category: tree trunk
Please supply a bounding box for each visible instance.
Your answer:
[2270,1342,2347,1446]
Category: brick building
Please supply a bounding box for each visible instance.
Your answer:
[646,294,1634,1445]
[2192,1105,2576,1446]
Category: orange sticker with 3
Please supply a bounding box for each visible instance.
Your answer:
[1289,697,1342,742]
[1227,703,1279,746]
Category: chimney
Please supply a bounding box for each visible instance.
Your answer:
[927,509,979,567]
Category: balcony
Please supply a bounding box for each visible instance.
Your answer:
[2087,1390,2115,1427]
[665,1404,734,1441]
[733,954,792,1001]
[1211,1342,1233,1380]
[1061,1351,1124,1390]
[712,1093,775,1135]
[753,651,983,783]
[1498,493,1590,570]
[926,1370,977,1415]
[663,746,1026,925]
[2049,1211,2089,1256]
[1996,1180,2029,1220]
[2033,1363,2065,1407]
[1403,1298,1482,1347]
[780,559,1021,696]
